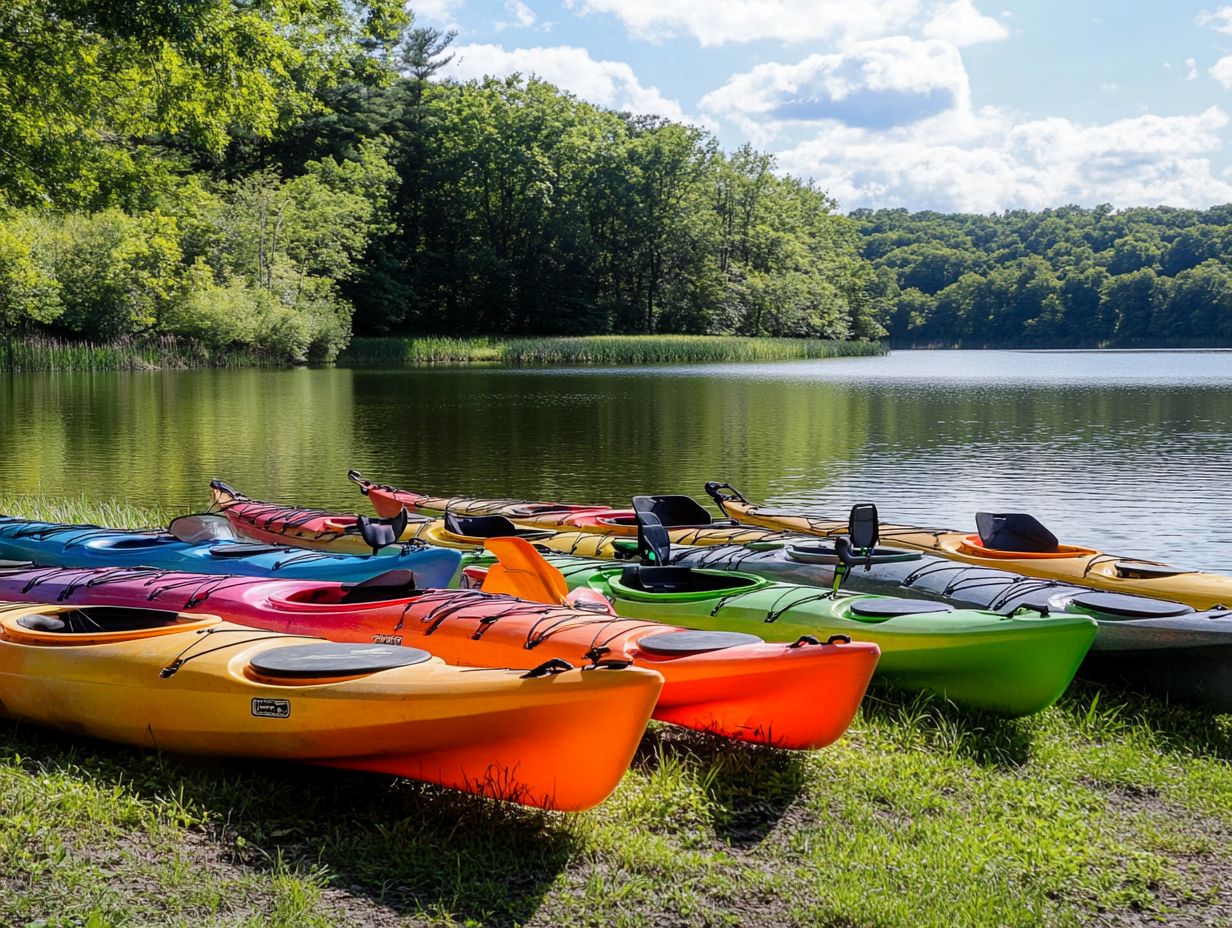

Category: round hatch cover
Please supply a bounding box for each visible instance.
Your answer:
[637,630,763,654]
[1070,591,1192,619]
[851,597,954,619]
[250,642,431,678]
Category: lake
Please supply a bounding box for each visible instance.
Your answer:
[2,348,1230,571]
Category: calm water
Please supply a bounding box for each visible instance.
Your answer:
[2,349,1230,571]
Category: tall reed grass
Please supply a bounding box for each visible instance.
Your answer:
[1,335,282,373]
[340,335,887,366]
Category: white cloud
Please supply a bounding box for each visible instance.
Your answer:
[446,44,703,125]
[699,37,968,140]
[1197,6,1232,34]
[774,105,1232,212]
[922,0,1008,46]
[1212,55,1232,88]
[1186,57,1200,80]
[563,0,923,46]
[412,0,463,25]
[495,0,536,30]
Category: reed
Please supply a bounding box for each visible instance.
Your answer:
[339,335,887,366]
[0,335,282,373]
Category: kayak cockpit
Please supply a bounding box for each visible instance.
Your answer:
[1,606,219,644]
[617,565,760,595]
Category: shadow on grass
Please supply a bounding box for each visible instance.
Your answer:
[631,726,808,848]
[1058,678,1232,762]
[859,684,1035,769]
[0,723,577,928]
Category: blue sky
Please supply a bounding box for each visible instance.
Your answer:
[414,0,1232,212]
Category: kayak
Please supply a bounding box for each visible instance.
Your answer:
[0,515,461,589]
[214,481,744,561]
[705,483,1232,611]
[457,536,1097,717]
[0,563,880,750]
[349,472,800,546]
[668,537,1232,711]
[0,602,662,811]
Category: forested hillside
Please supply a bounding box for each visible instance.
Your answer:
[857,206,1232,346]
[0,1,881,363]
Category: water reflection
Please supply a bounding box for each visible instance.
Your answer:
[1,350,1229,570]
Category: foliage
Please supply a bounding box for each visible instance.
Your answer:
[856,206,1232,346]
[340,335,887,366]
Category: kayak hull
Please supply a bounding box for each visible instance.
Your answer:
[0,605,662,811]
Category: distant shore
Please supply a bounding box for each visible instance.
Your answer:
[0,335,887,372]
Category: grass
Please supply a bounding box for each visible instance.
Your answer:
[1,497,1230,927]
[338,335,888,367]
[1,335,283,373]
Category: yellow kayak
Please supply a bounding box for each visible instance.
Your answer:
[705,483,1232,611]
[348,472,800,547]
[0,603,662,811]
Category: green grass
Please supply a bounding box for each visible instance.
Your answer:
[338,335,887,367]
[1,335,283,373]
[1,497,1230,927]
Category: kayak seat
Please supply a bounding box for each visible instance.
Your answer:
[17,607,185,633]
[209,544,287,558]
[340,569,420,604]
[619,565,758,595]
[632,495,718,528]
[975,512,1059,553]
[445,513,554,540]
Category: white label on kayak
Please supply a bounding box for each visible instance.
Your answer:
[372,633,403,646]
[251,698,291,719]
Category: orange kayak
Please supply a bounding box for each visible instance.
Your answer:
[0,602,662,811]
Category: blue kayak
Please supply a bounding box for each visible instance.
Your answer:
[0,516,461,588]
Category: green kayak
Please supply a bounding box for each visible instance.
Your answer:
[462,526,1097,717]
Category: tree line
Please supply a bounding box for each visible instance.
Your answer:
[858,206,1232,346]
[0,1,882,362]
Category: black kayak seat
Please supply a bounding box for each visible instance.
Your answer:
[444,512,544,539]
[632,495,715,528]
[1069,592,1193,619]
[637,630,763,654]
[619,565,758,595]
[250,642,431,678]
[850,598,954,619]
[787,543,922,565]
[975,512,1059,554]
[209,543,286,558]
[339,569,418,604]
[358,509,409,550]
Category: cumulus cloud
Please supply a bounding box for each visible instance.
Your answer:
[1212,55,1232,88]
[446,44,703,125]
[921,0,1008,46]
[1197,6,1232,34]
[774,106,1232,212]
[699,37,968,139]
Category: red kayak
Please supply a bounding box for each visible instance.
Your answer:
[0,563,879,750]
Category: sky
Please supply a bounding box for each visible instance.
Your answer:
[408,0,1232,214]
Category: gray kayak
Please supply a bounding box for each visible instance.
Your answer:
[668,539,1232,711]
